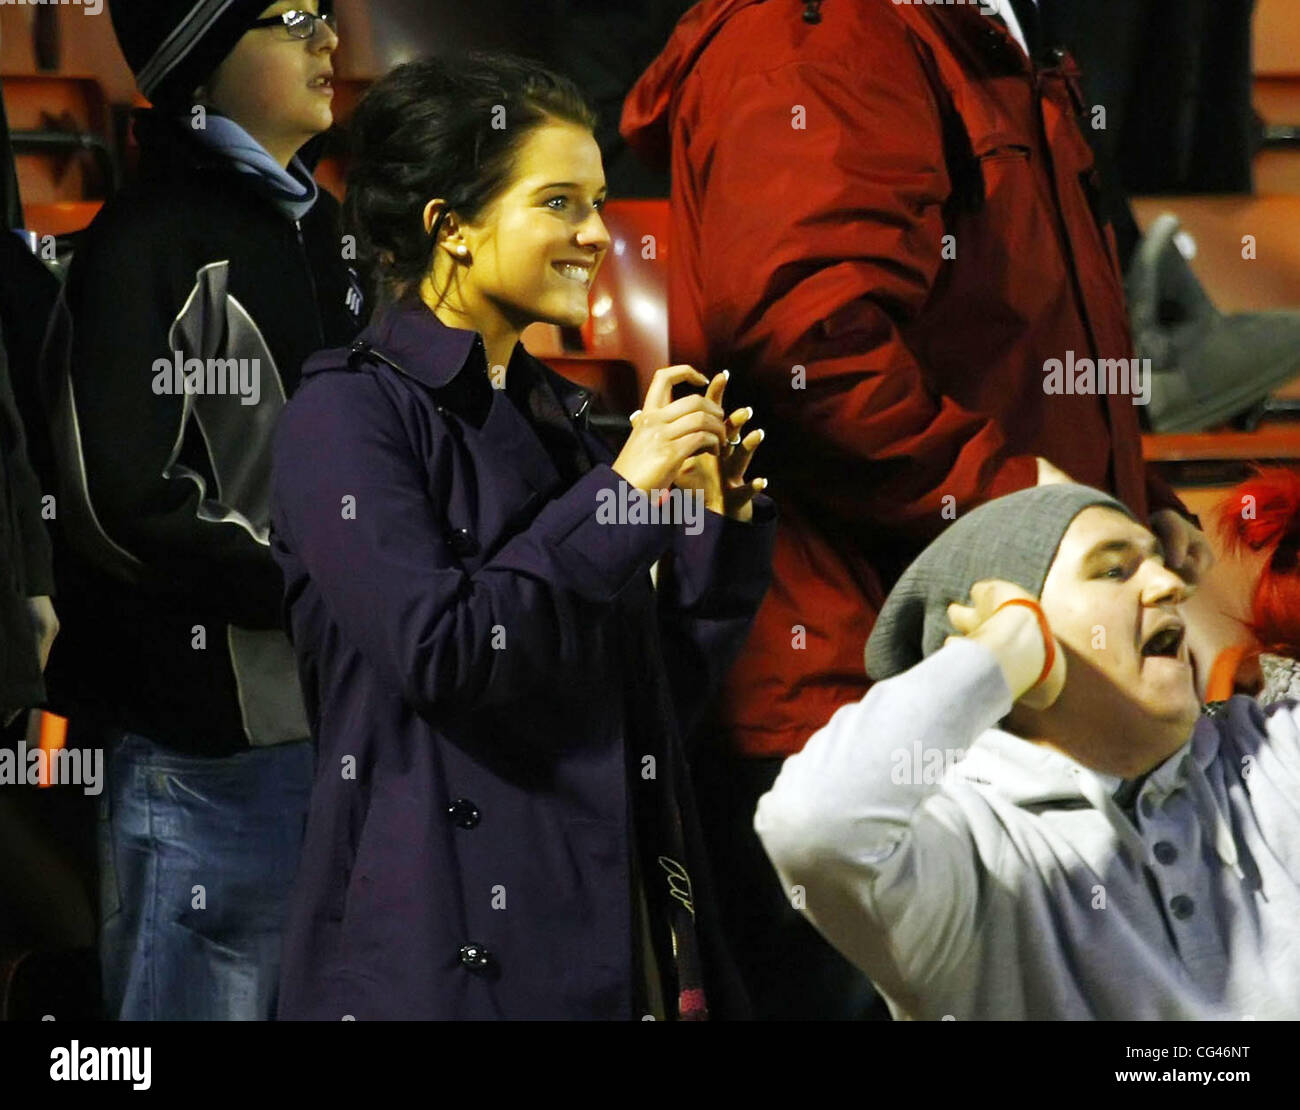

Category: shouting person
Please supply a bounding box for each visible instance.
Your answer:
[757,484,1300,1020]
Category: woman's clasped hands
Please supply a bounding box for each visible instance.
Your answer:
[611,365,766,523]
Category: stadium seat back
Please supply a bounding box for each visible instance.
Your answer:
[2,74,111,208]
[580,198,670,397]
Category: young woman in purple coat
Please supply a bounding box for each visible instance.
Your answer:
[269,53,776,1020]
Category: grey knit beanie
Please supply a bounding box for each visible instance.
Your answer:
[865,485,1138,680]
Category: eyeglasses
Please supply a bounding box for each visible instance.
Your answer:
[250,10,337,40]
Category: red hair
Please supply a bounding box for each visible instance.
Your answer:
[1215,466,1300,656]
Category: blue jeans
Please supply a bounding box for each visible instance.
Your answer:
[97,731,314,1020]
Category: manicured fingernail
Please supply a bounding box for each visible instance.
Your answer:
[754,428,765,442]
[722,369,730,380]
[629,409,641,423]
[755,478,769,491]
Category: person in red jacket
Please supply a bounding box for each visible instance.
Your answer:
[622,0,1210,1019]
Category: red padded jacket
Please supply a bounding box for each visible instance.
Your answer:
[623,0,1186,757]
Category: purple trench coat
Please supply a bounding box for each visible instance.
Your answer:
[270,302,775,1019]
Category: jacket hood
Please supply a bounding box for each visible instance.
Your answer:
[621,0,767,171]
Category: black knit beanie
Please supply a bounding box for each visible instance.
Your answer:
[865,485,1139,681]
[109,0,328,108]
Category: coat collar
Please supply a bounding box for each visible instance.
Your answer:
[357,300,483,388]
[340,300,593,421]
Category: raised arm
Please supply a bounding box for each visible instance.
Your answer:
[755,588,1057,1000]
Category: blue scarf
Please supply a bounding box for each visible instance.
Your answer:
[188,113,319,222]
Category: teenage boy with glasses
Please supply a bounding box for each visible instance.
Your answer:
[43,0,363,1019]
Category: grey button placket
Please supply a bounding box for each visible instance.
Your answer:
[1147,786,1227,981]
[1139,787,1193,923]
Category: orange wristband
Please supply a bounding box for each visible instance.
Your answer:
[993,598,1056,689]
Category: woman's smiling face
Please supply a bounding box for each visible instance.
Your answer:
[448,118,611,334]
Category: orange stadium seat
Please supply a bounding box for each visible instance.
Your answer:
[1130,195,1300,313]
[2,74,114,211]
[22,200,103,239]
[1253,0,1300,81]
[1253,0,1300,194]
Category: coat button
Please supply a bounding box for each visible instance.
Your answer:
[447,797,481,829]
[447,528,479,556]
[1169,895,1195,920]
[1153,841,1178,865]
[459,942,492,971]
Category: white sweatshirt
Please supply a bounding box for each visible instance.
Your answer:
[755,638,1300,1019]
